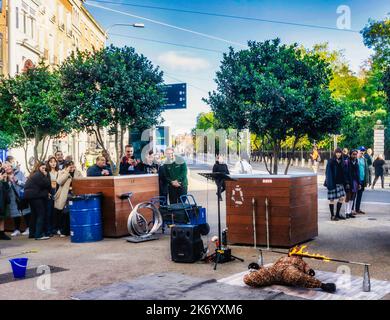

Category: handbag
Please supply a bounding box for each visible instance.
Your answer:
[11,184,29,211]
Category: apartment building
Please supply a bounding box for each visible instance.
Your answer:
[2,0,105,77]
[3,0,106,169]
[0,0,8,75]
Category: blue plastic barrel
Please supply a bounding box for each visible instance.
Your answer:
[69,193,103,243]
[9,258,28,278]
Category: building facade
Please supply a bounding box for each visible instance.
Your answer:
[1,0,105,77]
[3,0,106,170]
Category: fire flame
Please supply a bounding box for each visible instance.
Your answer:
[288,245,331,262]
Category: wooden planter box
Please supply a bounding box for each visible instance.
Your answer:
[72,174,159,237]
[225,174,318,247]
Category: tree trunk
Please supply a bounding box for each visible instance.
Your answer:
[284,136,298,175]
[22,143,30,173]
[120,124,125,163]
[33,129,40,164]
[113,128,121,176]
[38,135,47,162]
[18,119,30,173]
[42,137,52,162]
[272,142,280,175]
[93,127,114,174]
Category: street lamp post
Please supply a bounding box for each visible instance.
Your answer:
[104,23,145,43]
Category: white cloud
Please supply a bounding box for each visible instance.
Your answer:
[157,51,211,72]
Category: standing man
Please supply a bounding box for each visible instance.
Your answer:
[87,156,113,177]
[138,150,159,174]
[364,148,373,187]
[119,145,140,175]
[165,147,188,204]
[354,147,369,214]
[55,151,66,170]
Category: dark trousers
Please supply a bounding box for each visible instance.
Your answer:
[368,168,372,186]
[46,188,57,235]
[29,198,48,239]
[13,214,30,231]
[57,207,70,235]
[354,182,365,212]
[168,185,187,204]
[372,175,384,188]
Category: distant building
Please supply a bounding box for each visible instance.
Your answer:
[1,0,105,76]
[3,0,106,170]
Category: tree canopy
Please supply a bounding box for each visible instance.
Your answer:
[204,39,342,174]
[60,45,165,174]
[0,62,66,169]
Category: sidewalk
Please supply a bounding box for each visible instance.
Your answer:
[0,168,389,300]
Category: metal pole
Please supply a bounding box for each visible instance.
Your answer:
[265,197,270,250]
[363,265,371,292]
[269,249,371,266]
[252,198,256,248]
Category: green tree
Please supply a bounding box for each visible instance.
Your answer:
[0,62,66,170]
[362,17,390,152]
[204,39,342,174]
[60,46,165,175]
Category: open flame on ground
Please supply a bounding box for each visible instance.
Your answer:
[288,245,331,262]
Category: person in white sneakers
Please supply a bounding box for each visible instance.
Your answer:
[54,161,83,237]
[3,161,31,236]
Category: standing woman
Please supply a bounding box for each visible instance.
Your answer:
[54,161,83,236]
[372,155,386,189]
[24,161,51,240]
[325,148,347,221]
[0,167,11,240]
[46,156,59,236]
[3,162,31,236]
[343,150,360,218]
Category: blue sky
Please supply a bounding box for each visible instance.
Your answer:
[85,0,390,134]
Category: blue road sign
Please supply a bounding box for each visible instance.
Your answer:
[162,83,186,109]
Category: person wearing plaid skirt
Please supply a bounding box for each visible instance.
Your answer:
[325,148,347,221]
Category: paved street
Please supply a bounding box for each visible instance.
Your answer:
[0,164,389,300]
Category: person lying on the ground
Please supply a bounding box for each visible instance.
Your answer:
[244,255,336,293]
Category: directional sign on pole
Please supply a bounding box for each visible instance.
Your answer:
[162,83,186,109]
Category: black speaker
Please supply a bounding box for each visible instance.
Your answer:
[171,225,204,263]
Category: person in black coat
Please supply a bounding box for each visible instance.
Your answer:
[212,155,230,201]
[119,145,141,175]
[372,155,386,189]
[325,148,347,221]
[343,149,360,218]
[87,156,113,177]
[24,161,51,240]
[137,150,159,174]
[0,168,11,240]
